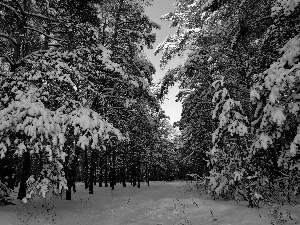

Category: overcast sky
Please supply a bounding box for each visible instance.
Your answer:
[144,0,183,125]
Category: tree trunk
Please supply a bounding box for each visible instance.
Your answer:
[126,160,130,184]
[98,157,103,187]
[122,166,126,187]
[104,151,108,187]
[158,166,161,181]
[65,156,71,200]
[94,167,97,186]
[132,164,136,187]
[17,151,30,200]
[137,166,140,188]
[72,146,80,193]
[93,152,98,186]
[66,179,72,200]
[110,149,116,190]
[84,149,89,189]
[89,149,95,194]
[109,166,115,190]
[146,163,150,186]
[65,144,73,200]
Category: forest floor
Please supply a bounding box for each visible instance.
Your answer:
[0,181,300,225]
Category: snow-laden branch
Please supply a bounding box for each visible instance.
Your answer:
[179,151,194,163]
[24,27,64,42]
[16,49,49,64]
[0,54,14,66]
[0,33,18,46]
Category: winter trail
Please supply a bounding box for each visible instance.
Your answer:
[0,181,299,225]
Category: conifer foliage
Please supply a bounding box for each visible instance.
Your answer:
[0,0,177,203]
[156,0,300,206]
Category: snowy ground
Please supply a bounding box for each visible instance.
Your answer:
[0,181,299,225]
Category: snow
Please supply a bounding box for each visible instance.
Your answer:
[271,0,300,16]
[201,0,214,10]
[250,89,260,100]
[291,134,300,155]
[2,181,299,225]
[212,77,224,90]
[271,107,286,125]
[260,134,273,149]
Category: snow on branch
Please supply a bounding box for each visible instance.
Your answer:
[16,50,49,64]
[251,35,300,157]
[271,0,300,16]
[24,26,65,42]
[0,33,18,46]
[0,54,14,66]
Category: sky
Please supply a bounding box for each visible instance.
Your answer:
[144,0,183,125]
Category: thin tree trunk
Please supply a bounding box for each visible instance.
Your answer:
[122,148,126,187]
[109,166,115,190]
[17,151,30,200]
[132,164,136,187]
[98,157,103,187]
[72,146,80,193]
[158,166,160,181]
[137,166,140,188]
[146,163,150,186]
[126,157,130,184]
[84,149,89,189]
[65,154,72,200]
[112,149,116,188]
[94,152,98,186]
[65,143,73,200]
[14,156,19,188]
[122,166,126,187]
[104,151,108,187]
[89,149,95,194]
[137,151,141,188]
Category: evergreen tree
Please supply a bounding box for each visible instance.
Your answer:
[156,0,300,206]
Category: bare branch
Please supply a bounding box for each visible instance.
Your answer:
[0,51,48,71]
[0,33,18,46]
[24,26,64,42]
[11,0,24,14]
[0,2,60,23]
[25,12,59,22]
[0,54,14,65]
[0,2,22,21]
[16,50,48,63]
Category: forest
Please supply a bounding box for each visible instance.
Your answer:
[0,0,300,221]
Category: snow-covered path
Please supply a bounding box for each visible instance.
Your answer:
[0,181,299,225]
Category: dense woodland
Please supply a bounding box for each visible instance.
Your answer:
[0,0,299,210]
[0,0,184,203]
[156,0,300,207]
